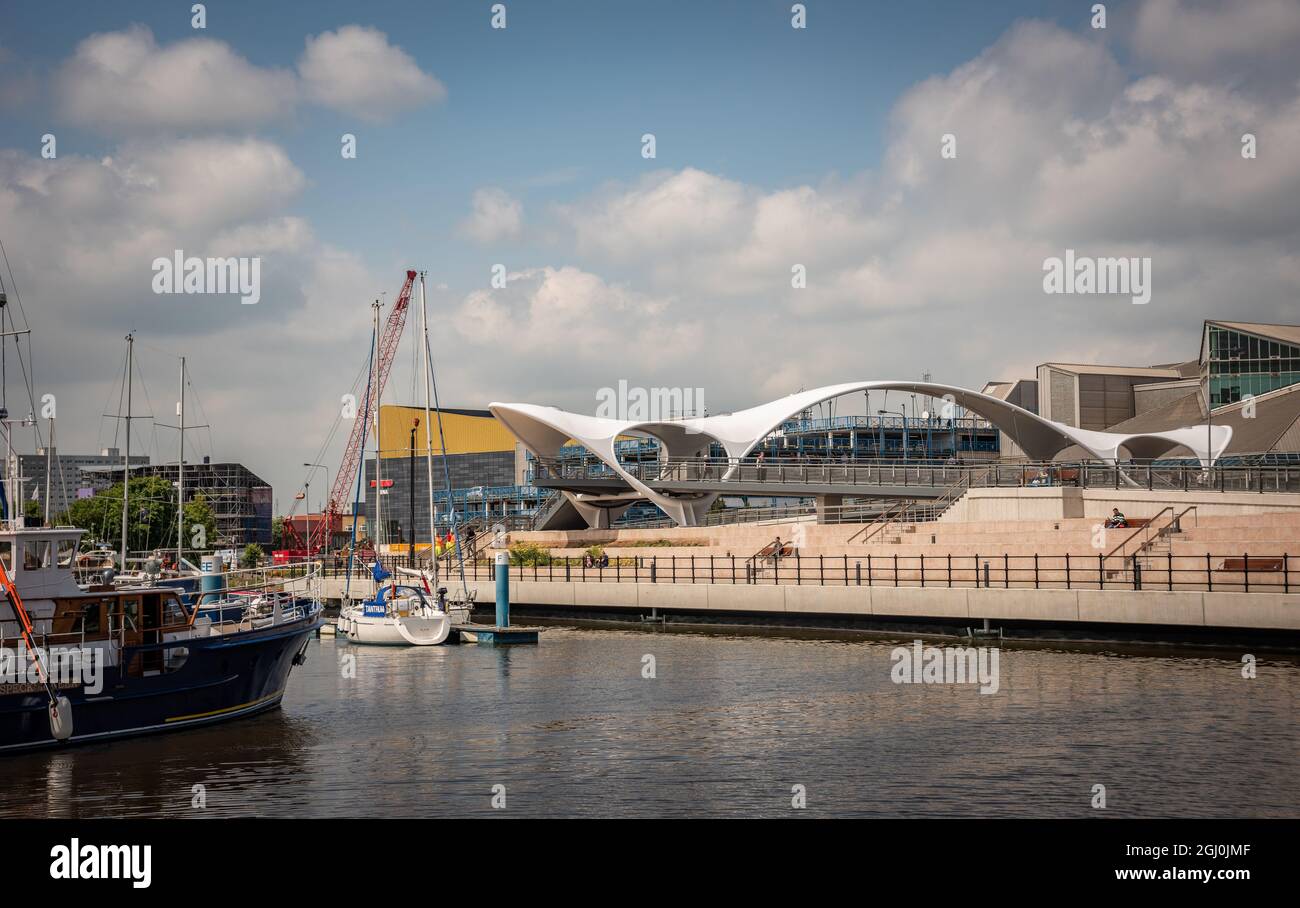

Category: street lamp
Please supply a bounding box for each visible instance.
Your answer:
[879,408,908,462]
[303,462,330,558]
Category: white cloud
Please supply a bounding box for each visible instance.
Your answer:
[449,267,702,398]
[1133,0,1300,83]
[539,18,1300,410]
[52,24,445,134]
[460,188,523,244]
[55,25,297,133]
[0,136,387,503]
[298,25,446,122]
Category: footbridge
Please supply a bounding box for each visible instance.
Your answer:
[492,380,1234,528]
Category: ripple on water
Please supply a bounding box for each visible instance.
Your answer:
[1,627,1296,817]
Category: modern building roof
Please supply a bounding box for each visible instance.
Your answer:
[1104,382,1300,455]
[1206,321,1300,347]
[1038,362,1183,378]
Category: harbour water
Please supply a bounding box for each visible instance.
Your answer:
[2,625,1297,818]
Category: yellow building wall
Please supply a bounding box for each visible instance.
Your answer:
[377,405,518,458]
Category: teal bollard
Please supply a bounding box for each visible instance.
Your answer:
[495,552,509,628]
[199,554,226,606]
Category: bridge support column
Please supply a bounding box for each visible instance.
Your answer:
[815,494,843,524]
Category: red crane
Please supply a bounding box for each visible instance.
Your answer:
[277,270,417,562]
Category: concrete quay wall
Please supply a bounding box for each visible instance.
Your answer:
[317,577,1300,633]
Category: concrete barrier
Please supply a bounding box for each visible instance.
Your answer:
[317,575,1299,633]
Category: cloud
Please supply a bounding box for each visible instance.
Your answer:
[0,134,395,503]
[1133,0,1300,87]
[55,25,297,133]
[460,188,523,243]
[539,17,1300,410]
[53,24,445,134]
[298,25,446,122]
[447,267,704,402]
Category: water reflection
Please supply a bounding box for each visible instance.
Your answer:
[0,627,1296,817]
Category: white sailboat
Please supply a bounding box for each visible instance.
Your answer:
[336,580,450,645]
[394,271,477,625]
[338,293,450,646]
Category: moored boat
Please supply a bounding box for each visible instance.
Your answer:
[337,580,450,646]
[0,523,322,753]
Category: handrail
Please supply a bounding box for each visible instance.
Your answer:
[1104,506,1173,561]
[847,474,969,544]
[437,549,1296,594]
[849,500,910,545]
[530,456,1300,496]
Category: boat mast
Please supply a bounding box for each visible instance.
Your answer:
[43,414,52,526]
[371,300,383,560]
[418,272,438,586]
[120,332,133,570]
[177,355,185,567]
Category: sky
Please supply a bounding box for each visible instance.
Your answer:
[0,0,1298,512]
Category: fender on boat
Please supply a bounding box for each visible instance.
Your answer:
[49,696,74,741]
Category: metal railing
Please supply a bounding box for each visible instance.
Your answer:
[532,457,1300,494]
[425,551,1297,594]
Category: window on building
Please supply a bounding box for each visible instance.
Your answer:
[1206,325,1300,408]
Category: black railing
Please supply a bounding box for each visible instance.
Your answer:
[320,551,1297,595]
[531,457,1300,495]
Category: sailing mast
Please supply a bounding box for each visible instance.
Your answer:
[424,295,469,600]
[371,300,383,566]
[177,356,185,567]
[43,414,52,526]
[120,333,133,571]
[418,273,438,586]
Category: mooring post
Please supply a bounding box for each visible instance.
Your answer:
[494,551,510,628]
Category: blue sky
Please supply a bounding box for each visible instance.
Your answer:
[3,0,1096,289]
[1,0,1297,507]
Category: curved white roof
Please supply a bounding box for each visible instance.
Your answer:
[491,381,1231,526]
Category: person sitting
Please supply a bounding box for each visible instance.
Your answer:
[1106,508,1128,529]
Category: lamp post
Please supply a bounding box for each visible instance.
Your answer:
[879,408,908,462]
[303,462,329,558]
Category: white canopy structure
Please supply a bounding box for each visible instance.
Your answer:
[491,381,1231,527]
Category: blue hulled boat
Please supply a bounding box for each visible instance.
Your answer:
[0,525,322,753]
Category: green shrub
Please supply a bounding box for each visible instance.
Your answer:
[509,542,552,566]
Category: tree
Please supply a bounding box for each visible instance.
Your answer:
[241,543,265,568]
[271,516,284,550]
[23,499,43,524]
[61,477,218,555]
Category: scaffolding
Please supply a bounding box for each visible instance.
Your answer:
[128,461,273,548]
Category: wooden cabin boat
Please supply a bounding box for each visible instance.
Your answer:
[0,525,322,753]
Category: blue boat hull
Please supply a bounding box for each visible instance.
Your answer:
[0,615,321,753]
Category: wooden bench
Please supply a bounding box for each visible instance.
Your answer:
[1220,556,1285,572]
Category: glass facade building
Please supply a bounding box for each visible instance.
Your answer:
[1205,323,1300,407]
